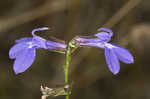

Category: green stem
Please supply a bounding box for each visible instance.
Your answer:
[64,46,71,99]
[65,95,69,99]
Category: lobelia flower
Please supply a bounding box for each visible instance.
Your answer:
[74,28,134,75]
[9,27,67,74]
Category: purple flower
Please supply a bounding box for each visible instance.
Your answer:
[74,28,134,75]
[9,27,67,74]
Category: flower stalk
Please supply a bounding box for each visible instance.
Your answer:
[64,42,72,99]
[65,46,71,83]
[9,27,134,99]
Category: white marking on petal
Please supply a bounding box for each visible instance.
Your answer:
[96,42,105,48]
[64,85,69,88]
[104,43,116,49]
[27,42,34,48]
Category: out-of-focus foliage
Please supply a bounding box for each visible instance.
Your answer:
[1,0,150,99]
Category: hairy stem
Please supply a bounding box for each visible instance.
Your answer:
[64,46,71,99]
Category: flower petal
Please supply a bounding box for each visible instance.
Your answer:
[104,46,120,75]
[97,27,113,37]
[45,40,67,50]
[75,36,101,43]
[9,42,31,59]
[95,32,111,42]
[32,27,49,36]
[79,42,105,48]
[32,35,47,49]
[112,44,134,64]
[15,37,32,43]
[74,36,105,48]
[13,48,36,74]
[31,27,49,49]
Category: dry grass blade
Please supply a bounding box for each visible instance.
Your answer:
[0,0,79,32]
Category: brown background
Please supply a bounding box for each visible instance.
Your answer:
[0,0,150,99]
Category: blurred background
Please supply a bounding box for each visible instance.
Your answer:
[1,0,150,99]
